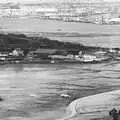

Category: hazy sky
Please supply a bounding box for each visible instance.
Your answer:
[0,0,120,3]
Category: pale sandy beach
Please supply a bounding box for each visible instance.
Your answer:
[60,90,120,120]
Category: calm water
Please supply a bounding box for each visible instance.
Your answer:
[1,17,120,47]
[0,18,120,120]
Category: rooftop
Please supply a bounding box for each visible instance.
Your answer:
[31,48,57,54]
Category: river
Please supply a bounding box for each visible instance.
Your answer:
[1,17,120,47]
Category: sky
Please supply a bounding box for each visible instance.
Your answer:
[0,0,120,4]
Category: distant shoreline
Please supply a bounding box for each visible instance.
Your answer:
[1,30,120,38]
[1,16,120,25]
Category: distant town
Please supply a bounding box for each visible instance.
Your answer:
[0,1,120,24]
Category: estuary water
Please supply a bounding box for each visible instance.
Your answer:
[1,17,120,47]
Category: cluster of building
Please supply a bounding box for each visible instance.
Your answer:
[0,48,24,63]
[23,48,120,63]
[0,47,120,64]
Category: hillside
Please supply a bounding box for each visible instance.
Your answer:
[0,33,83,52]
[0,33,104,54]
